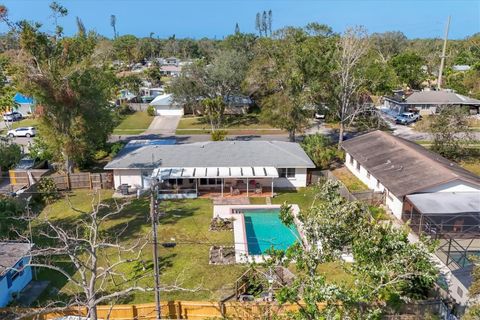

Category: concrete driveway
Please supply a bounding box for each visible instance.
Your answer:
[143,115,181,135]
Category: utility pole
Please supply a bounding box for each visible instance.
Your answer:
[437,16,451,90]
[150,182,161,319]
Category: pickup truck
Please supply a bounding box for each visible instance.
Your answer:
[395,112,420,125]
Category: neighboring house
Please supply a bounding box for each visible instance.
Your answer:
[342,130,480,306]
[0,242,33,307]
[13,93,35,117]
[164,57,179,66]
[139,87,164,103]
[224,95,253,115]
[160,65,181,77]
[118,89,137,103]
[104,141,315,197]
[149,93,184,116]
[383,90,480,115]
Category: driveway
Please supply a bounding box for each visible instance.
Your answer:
[143,115,181,135]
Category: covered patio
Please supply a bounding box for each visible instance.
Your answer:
[152,166,279,199]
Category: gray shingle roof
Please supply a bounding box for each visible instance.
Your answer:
[105,141,315,170]
[341,130,480,197]
[0,242,31,276]
[405,91,480,105]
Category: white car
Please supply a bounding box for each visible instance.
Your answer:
[7,127,36,138]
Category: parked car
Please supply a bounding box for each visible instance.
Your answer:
[14,157,47,170]
[3,111,22,121]
[7,126,36,138]
[395,112,419,125]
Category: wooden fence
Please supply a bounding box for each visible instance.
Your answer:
[0,299,451,320]
[49,172,114,191]
[8,169,51,188]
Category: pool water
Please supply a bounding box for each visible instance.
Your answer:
[243,208,299,255]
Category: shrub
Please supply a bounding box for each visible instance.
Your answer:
[37,177,59,204]
[147,105,156,116]
[118,103,133,116]
[93,149,109,160]
[211,130,227,141]
[109,142,125,157]
[0,196,25,238]
[0,138,22,171]
[301,134,343,169]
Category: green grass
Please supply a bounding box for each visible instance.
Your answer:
[34,190,246,303]
[12,118,40,129]
[272,187,319,211]
[249,197,266,205]
[113,111,153,135]
[176,115,285,135]
[331,167,369,192]
[460,160,480,175]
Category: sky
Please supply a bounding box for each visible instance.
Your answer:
[1,0,479,39]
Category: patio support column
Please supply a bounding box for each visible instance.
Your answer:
[195,179,198,196]
[247,178,249,197]
[221,179,224,197]
[271,178,274,197]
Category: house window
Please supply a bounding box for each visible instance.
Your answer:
[349,154,354,165]
[366,172,370,179]
[457,286,463,298]
[199,178,221,185]
[356,161,360,171]
[376,180,380,189]
[278,168,295,179]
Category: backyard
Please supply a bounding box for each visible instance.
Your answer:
[113,111,153,135]
[30,186,353,305]
[176,114,285,135]
[331,167,369,192]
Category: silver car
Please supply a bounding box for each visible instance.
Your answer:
[7,126,36,138]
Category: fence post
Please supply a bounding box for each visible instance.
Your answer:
[89,173,93,190]
[176,301,182,319]
[66,173,71,190]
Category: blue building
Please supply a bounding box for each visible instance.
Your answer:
[13,93,36,117]
[0,242,33,307]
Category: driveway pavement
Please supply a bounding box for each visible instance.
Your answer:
[143,115,181,135]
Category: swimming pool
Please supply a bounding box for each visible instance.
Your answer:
[242,208,299,255]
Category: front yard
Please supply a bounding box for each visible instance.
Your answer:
[176,114,285,135]
[113,111,153,135]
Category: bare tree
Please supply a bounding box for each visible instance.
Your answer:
[7,193,202,320]
[334,26,370,146]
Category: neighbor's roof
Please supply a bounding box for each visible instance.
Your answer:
[0,242,31,276]
[405,91,480,105]
[104,141,315,170]
[150,93,175,106]
[341,130,480,197]
[13,93,34,104]
[160,65,181,72]
[406,192,480,215]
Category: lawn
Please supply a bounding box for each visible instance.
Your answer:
[33,190,246,304]
[176,114,285,135]
[272,186,319,211]
[331,167,369,192]
[0,118,41,135]
[113,111,153,135]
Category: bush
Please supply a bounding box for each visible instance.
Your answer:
[147,105,156,116]
[0,138,22,171]
[301,134,343,169]
[211,130,227,141]
[0,196,25,238]
[37,177,59,204]
[93,149,109,160]
[109,142,125,157]
[118,103,133,116]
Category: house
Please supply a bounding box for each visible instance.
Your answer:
[164,57,179,66]
[452,65,471,72]
[149,93,184,116]
[13,93,35,117]
[104,141,315,197]
[342,130,480,305]
[224,95,253,115]
[0,242,33,307]
[139,87,164,103]
[160,65,181,77]
[383,90,480,115]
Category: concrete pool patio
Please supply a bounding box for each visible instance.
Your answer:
[213,204,301,263]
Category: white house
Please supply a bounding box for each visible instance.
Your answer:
[13,93,35,117]
[0,242,33,307]
[342,130,480,306]
[149,93,184,116]
[104,140,315,197]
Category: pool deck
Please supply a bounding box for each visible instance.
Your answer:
[213,204,300,263]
